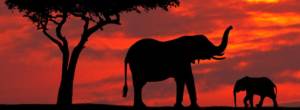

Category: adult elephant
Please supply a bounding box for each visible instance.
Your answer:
[233,76,278,108]
[123,26,233,108]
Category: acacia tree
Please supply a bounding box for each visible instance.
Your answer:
[5,0,179,105]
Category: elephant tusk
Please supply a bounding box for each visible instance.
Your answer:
[216,52,224,56]
[212,56,226,60]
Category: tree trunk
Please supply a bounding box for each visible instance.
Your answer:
[56,39,86,105]
[56,70,74,105]
[57,47,72,105]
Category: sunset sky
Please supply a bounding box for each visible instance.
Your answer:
[0,0,300,107]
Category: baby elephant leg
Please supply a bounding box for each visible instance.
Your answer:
[256,96,265,108]
[270,95,278,107]
[243,96,249,108]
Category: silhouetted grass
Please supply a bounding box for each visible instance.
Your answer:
[0,104,299,110]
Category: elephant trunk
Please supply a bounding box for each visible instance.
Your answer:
[217,26,233,54]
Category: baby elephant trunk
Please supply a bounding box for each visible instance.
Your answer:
[233,85,238,108]
[234,91,237,108]
[123,61,128,97]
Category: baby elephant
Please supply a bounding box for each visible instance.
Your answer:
[233,76,278,108]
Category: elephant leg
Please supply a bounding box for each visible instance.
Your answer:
[243,96,249,108]
[249,95,254,108]
[133,80,146,108]
[174,78,184,108]
[256,96,265,108]
[185,72,198,107]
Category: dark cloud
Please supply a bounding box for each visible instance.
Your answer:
[0,40,60,104]
[0,19,24,33]
[75,75,133,104]
[76,75,178,105]
[76,76,123,89]
[82,48,125,60]
[118,0,247,37]
[0,0,10,16]
[192,43,300,92]
[91,0,248,38]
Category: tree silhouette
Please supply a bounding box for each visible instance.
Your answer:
[5,0,179,106]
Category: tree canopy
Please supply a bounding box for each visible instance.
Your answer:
[6,0,180,29]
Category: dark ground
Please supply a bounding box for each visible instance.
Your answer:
[0,104,299,110]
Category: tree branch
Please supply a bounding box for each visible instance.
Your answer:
[42,29,63,50]
[82,17,90,33]
[48,14,64,24]
[55,12,68,43]
[49,18,59,24]
[87,16,121,36]
[55,11,70,65]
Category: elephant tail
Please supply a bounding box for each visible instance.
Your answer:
[123,59,128,97]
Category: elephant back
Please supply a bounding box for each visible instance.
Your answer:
[125,38,163,62]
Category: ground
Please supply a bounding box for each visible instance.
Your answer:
[0,104,299,110]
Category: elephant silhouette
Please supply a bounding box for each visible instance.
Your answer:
[233,76,278,108]
[123,26,233,108]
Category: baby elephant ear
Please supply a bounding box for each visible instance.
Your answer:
[191,60,195,64]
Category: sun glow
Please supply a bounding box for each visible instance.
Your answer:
[245,0,280,3]
[248,12,300,26]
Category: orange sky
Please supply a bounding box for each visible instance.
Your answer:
[0,0,300,107]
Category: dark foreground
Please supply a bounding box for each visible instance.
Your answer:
[0,104,299,110]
